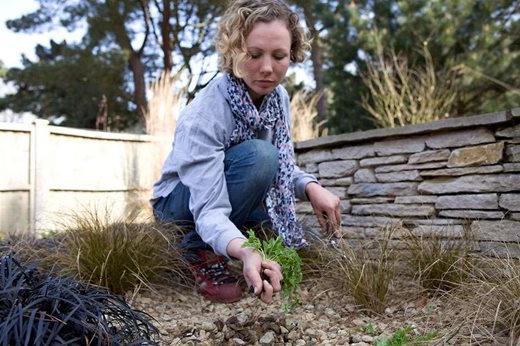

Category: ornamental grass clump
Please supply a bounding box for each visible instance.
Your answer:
[0,255,158,345]
[304,227,397,313]
[334,236,396,313]
[242,230,302,308]
[454,246,520,343]
[403,225,474,292]
[51,208,187,294]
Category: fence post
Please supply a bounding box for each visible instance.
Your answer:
[30,119,50,234]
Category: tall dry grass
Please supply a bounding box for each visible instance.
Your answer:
[290,90,328,142]
[301,226,397,313]
[450,246,520,345]
[361,35,458,128]
[144,70,186,180]
[403,225,474,293]
[43,208,188,295]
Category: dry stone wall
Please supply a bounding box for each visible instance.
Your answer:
[294,108,520,257]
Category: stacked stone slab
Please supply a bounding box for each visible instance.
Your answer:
[294,108,520,257]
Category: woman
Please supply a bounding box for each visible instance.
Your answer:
[152,0,341,304]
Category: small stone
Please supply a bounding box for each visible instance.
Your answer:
[231,338,246,345]
[280,326,289,334]
[352,318,365,327]
[305,328,317,337]
[139,297,152,305]
[295,339,306,346]
[361,335,374,343]
[236,312,249,325]
[200,321,216,332]
[351,334,362,343]
[385,307,396,314]
[408,149,450,164]
[337,329,349,337]
[288,330,299,340]
[324,308,337,319]
[259,331,276,345]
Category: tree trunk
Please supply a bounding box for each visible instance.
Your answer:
[128,51,148,124]
[161,0,173,71]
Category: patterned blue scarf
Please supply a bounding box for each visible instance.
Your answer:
[225,74,306,249]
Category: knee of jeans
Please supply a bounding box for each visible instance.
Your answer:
[249,139,279,184]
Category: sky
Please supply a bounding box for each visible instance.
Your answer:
[0,0,85,121]
[0,0,84,69]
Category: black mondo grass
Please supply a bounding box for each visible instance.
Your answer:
[0,255,159,346]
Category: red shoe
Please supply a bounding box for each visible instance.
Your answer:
[189,250,243,303]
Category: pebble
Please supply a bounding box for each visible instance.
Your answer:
[200,321,215,332]
[351,334,362,343]
[337,329,348,337]
[324,307,337,318]
[140,297,152,304]
[305,328,317,337]
[231,337,247,345]
[130,280,462,345]
[352,318,365,327]
[385,306,396,314]
[260,331,276,345]
[288,330,299,340]
[236,312,249,325]
[361,335,374,343]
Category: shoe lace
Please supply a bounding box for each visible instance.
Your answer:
[194,259,237,286]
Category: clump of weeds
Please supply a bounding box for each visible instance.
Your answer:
[402,222,474,293]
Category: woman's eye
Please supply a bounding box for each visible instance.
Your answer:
[274,55,287,61]
[249,53,261,59]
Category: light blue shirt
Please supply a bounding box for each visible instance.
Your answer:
[152,74,318,256]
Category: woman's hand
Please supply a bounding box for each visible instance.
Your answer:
[226,238,283,304]
[305,182,342,237]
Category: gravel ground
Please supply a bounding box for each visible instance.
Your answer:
[129,275,501,346]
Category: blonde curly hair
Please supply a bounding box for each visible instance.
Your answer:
[216,0,309,77]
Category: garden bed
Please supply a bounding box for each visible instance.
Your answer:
[130,274,503,345]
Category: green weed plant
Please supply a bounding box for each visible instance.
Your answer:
[375,326,437,346]
[242,230,302,309]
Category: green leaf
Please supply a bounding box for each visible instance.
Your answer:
[242,230,302,309]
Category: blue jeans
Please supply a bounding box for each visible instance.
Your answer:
[153,139,277,257]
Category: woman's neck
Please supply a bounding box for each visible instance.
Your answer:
[253,96,264,109]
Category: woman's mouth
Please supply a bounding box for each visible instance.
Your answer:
[256,80,275,87]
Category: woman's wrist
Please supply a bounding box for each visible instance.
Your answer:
[305,181,321,199]
[227,238,255,261]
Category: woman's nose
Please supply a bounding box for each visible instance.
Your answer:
[259,57,273,74]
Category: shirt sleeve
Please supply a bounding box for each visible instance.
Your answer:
[174,113,245,257]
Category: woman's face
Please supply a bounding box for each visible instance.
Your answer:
[239,19,291,103]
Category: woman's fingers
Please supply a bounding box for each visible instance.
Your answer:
[260,280,274,304]
[262,260,282,274]
[263,268,282,291]
[262,261,282,292]
[334,203,342,237]
[316,209,328,233]
[244,267,263,295]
